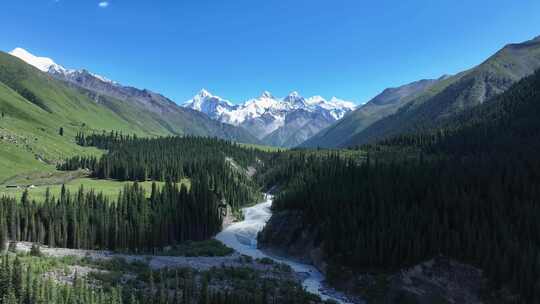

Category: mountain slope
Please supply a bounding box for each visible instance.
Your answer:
[184,90,356,147]
[303,36,540,148]
[301,76,450,147]
[262,108,335,147]
[0,52,132,180]
[341,36,540,147]
[0,51,258,181]
[396,68,540,156]
[8,48,260,143]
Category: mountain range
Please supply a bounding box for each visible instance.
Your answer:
[303,35,540,148]
[183,89,356,147]
[9,47,357,148]
[4,34,540,160]
[7,48,260,143]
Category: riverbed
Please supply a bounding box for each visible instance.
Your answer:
[215,194,357,304]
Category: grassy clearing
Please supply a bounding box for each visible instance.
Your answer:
[0,176,191,201]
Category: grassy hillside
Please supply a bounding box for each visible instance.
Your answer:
[55,65,262,143]
[341,36,540,147]
[0,51,258,181]
[302,73,467,148]
[304,36,540,148]
[0,78,107,181]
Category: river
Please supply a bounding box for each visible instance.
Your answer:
[215,194,358,304]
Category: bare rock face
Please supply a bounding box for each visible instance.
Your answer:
[384,257,487,304]
[258,211,325,270]
[257,211,329,278]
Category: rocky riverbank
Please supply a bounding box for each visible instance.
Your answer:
[258,210,500,304]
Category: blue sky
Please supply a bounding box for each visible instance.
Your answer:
[1,1,539,104]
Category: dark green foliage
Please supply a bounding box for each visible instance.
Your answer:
[61,134,265,210]
[366,69,540,158]
[262,70,540,302]
[0,180,224,252]
[0,253,325,304]
[7,242,16,253]
[29,244,41,257]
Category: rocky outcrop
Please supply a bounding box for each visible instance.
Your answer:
[257,210,327,274]
[383,257,488,304]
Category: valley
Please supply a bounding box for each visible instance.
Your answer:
[1,4,540,303]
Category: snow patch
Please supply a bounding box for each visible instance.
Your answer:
[10,47,65,72]
[9,47,116,85]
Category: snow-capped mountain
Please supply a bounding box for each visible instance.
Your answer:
[183,90,356,147]
[186,89,238,120]
[8,48,177,115]
[7,47,260,144]
[9,47,355,147]
[9,48,115,85]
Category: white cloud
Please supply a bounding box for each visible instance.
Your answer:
[98,1,109,8]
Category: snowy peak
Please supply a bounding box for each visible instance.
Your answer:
[284,91,303,102]
[9,47,116,85]
[183,90,357,141]
[286,91,300,99]
[197,89,212,98]
[328,97,356,110]
[260,91,274,99]
[186,89,233,108]
[185,90,356,121]
[9,47,66,73]
[183,89,236,120]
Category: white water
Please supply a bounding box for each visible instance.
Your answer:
[215,195,356,304]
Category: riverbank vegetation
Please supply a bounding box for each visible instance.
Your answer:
[0,249,330,304]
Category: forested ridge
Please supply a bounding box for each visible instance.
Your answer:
[362,69,540,157]
[260,70,540,302]
[60,135,265,210]
[0,136,269,253]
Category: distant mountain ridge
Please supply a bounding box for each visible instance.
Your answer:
[8,48,260,144]
[301,76,446,148]
[303,35,540,148]
[183,90,356,147]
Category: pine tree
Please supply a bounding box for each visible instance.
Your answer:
[12,257,22,299]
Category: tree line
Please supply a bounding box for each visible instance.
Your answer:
[0,178,223,252]
[60,134,265,210]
